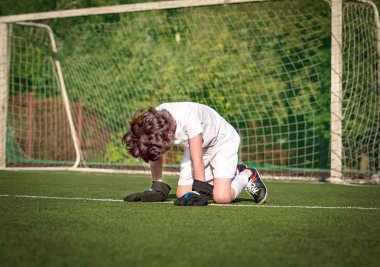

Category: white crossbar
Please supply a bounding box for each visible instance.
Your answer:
[0,0,266,23]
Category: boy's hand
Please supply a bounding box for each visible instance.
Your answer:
[174,180,214,206]
[192,180,213,201]
[174,191,209,206]
[124,181,171,202]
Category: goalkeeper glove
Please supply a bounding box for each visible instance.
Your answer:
[123,181,171,202]
[174,191,209,206]
[192,180,213,201]
[174,180,214,206]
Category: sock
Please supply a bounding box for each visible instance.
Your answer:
[231,169,252,199]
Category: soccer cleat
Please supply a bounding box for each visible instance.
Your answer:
[245,168,267,204]
[236,163,248,175]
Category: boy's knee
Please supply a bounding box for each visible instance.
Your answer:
[213,193,232,204]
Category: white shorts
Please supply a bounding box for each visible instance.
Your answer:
[178,124,240,186]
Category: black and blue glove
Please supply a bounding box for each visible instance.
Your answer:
[124,181,171,202]
[192,180,213,201]
[174,191,209,206]
[174,180,214,206]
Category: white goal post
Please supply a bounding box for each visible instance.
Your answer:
[0,0,379,182]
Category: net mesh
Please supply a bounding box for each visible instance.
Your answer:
[5,0,380,179]
[342,1,380,178]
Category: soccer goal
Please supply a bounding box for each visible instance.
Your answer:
[0,0,379,182]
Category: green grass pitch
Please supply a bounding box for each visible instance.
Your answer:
[0,171,379,267]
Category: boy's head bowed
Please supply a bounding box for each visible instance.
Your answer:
[122,108,176,162]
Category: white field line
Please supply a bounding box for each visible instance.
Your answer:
[0,194,379,210]
[0,194,122,202]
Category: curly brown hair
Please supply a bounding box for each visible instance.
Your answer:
[122,108,176,162]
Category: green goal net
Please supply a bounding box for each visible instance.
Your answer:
[2,0,380,181]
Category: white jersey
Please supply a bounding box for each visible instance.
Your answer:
[156,102,240,184]
[156,102,229,148]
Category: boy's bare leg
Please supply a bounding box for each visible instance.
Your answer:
[213,178,235,204]
[176,184,192,198]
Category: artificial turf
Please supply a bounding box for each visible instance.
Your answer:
[0,171,379,267]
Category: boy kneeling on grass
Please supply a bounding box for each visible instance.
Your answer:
[122,102,267,206]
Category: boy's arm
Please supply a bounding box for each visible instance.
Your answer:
[174,133,213,206]
[124,155,171,202]
[150,155,164,182]
[189,133,205,182]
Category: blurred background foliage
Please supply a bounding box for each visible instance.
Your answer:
[2,0,380,175]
